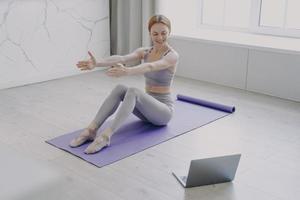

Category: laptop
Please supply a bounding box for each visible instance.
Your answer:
[172,154,241,188]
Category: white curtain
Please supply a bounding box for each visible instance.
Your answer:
[110,0,156,55]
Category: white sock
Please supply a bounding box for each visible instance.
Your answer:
[69,128,97,147]
[84,128,112,154]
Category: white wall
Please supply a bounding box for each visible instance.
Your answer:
[169,37,300,102]
[170,37,248,89]
[0,0,110,90]
[247,50,300,101]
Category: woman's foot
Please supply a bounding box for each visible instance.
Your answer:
[69,128,97,147]
[84,128,112,154]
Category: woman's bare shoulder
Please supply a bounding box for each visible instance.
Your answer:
[134,46,152,59]
[134,47,152,53]
[168,46,179,57]
[165,48,179,62]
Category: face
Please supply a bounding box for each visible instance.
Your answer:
[150,23,170,46]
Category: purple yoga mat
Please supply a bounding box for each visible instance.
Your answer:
[46,94,235,167]
[177,94,235,113]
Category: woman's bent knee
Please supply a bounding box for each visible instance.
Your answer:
[115,84,128,92]
[111,84,128,97]
[125,87,141,97]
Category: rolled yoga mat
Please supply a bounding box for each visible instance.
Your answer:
[46,94,235,167]
[177,94,235,113]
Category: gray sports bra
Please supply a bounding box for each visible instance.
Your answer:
[143,47,177,87]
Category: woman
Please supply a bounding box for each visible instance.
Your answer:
[70,15,179,154]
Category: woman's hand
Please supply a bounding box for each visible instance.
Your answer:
[106,63,128,77]
[76,51,97,71]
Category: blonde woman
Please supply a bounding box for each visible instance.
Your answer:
[70,15,179,154]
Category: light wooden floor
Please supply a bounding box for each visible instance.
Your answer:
[0,70,299,200]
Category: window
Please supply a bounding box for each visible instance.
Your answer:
[156,0,300,38]
[260,0,286,28]
[201,0,251,29]
[155,0,199,36]
[255,0,300,37]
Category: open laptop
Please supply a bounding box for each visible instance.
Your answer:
[172,154,241,188]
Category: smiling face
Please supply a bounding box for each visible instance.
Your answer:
[150,23,170,46]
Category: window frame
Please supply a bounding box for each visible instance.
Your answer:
[197,0,300,38]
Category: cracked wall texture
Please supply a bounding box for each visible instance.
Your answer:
[0,0,110,89]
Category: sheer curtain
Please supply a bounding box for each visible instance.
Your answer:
[110,0,156,56]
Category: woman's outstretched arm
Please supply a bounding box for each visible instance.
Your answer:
[77,48,146,71]
[95,47,145,67]
[106,51,178,77]
[127,51,178,75]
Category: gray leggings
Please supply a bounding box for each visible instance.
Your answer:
[92,84,173,133]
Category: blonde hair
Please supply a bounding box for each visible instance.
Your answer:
[148,15,171,33]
